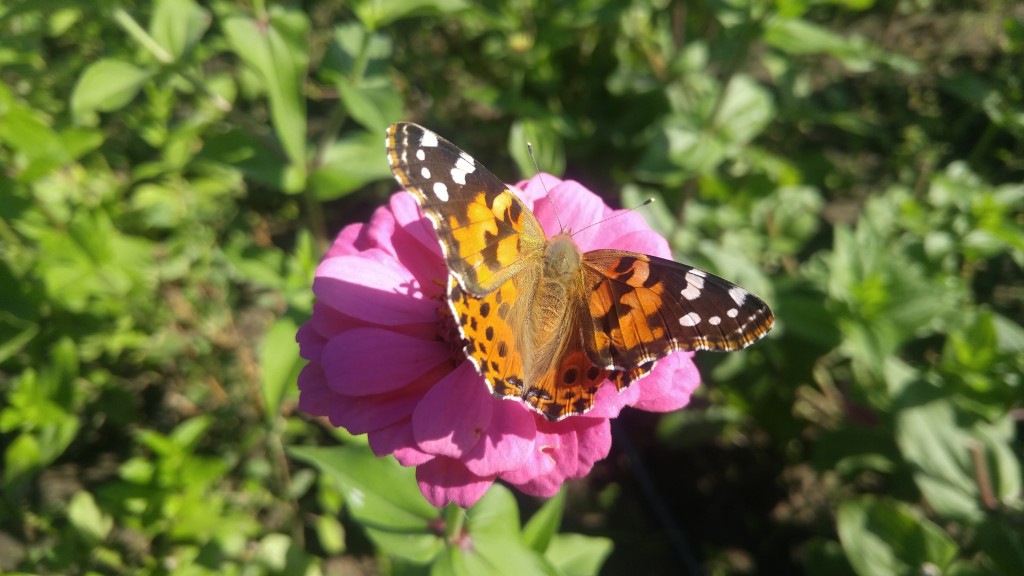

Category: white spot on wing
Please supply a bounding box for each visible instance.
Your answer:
[680,269,706,301]
[680,312,701,327]
[450,155,476,186]
[728,287,749,306]
[709,316,721,325]
[420,167,431,179]
[420,130,439,147]
[727,308,739,318]
[416,149,425,161]
[433,182,449,201]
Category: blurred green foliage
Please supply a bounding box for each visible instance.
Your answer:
[1,0,1021,574]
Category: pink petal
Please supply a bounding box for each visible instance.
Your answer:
[499,417,576,487]
[296,322,325,363]
[393,445,434,467]
[462,401,537,477]
[532,179,606,240]
[582,380,634,420]
[367,417,424,462]
[325,223,365,258]
[594,223,671,258]
[322,390,426,434]
[412,362,493,458]
[322,328,449,395]
[308,300,355,340]
[416,457,495,508]
[508,417,611,497]
[568,417,612,477]
[359,199,413,254]
[296,363,332,415]
[314,253,435,326]
[514,173,562,206]
[630,352,700,413]
[391,193,444,259]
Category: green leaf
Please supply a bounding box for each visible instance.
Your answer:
[0,310,39,365]
[255,533,292,572]
[253,533,315,574]
[522,488,564,553]
[336,78,404,135]
[315,514,346,555]
[896,399,978,519]
[67,491,113,545]
[352,0,469,30]
[222,8,309,180]
[508,120,565,180]
[544,533,614,576]
[972,417,1023,506]
[466,485,556,576]
[169,415,212,451]
[637,114,724,180]
[764,17,917,73]
[894,398,1021,522]
[0,84,74,181]
[149,0,210,61]
[975,516,1024,575]
[837,496,958,576]
[289,445,441,560]
[309,131,392,200]
[129,182,189,230]
[714,74,774,151]
[323,22,393,82]
[198,127,291,190]
[259,315,302,422]
[4,433,42,484]
[71,58,154,117]
[765,17,856,56]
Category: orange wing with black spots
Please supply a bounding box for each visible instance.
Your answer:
[386,122,546,295]
[582,250,774,371]
[450,275,611,421]
[448,277,528,403]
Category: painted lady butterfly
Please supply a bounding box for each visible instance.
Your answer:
[386,122,774,421]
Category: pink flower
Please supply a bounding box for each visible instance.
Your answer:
[296,175,701,508]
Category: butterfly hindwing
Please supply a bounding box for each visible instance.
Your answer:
[582,250,774,369]
[450,274,609,421]
[386,122,546,295]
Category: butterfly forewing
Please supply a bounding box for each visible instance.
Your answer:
[582,251,774,369]
[386,122,546,295]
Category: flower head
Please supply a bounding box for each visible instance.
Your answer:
[297,175,701,507]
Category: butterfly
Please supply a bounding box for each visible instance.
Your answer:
[386,122,774,421]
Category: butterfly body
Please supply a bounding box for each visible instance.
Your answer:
[386,122,774,421]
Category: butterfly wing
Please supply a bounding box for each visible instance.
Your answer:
[386,122,546,295]
[450,274,611,421]
[582,250,774,371]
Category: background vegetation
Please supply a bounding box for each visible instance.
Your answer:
[1,0,1021,574]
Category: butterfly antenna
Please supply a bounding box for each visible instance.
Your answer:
[571,197,656,237]
[527,140,565,233]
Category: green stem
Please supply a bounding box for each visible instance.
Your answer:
[443,503,467,543]
[111,8,231,112]
[307,30,376,250]
[111,8,172,64]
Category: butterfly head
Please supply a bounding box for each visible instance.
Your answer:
[544,233,582,279]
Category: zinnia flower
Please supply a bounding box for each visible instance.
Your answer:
[296,174,701,508]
